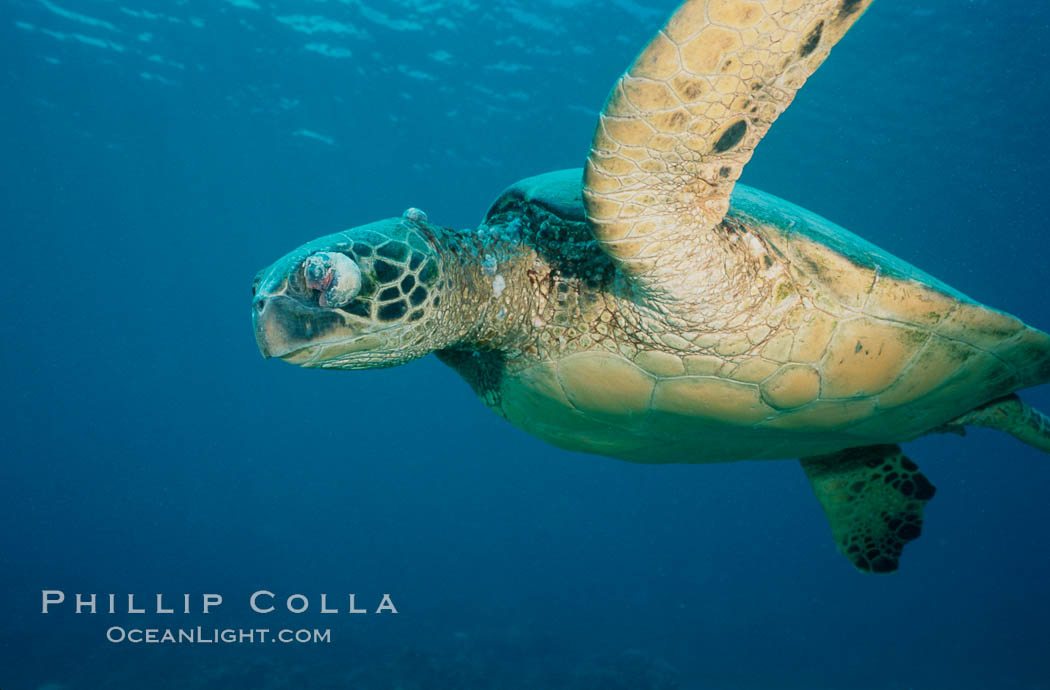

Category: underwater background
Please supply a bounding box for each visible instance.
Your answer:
[2,0,1049,688]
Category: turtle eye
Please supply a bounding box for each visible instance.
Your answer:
[302,252,362,308]
[251,272,263,296]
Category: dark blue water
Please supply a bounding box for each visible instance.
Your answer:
[2,1,1049,688]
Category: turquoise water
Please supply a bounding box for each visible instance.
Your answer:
[2,0,1050,688]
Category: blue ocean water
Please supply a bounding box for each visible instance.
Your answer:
[2,0,1049,687]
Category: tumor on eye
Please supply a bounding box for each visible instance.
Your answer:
[304,252,363,308]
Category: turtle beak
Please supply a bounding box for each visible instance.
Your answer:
[253,294,283,359]
[253,292,342,361]
[253,294,274,359]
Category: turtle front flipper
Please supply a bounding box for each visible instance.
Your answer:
[800,444,936,573]
[584,0,873,301]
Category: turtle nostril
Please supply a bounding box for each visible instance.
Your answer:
[253,297,267,315]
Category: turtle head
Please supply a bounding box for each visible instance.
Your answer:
[252,212,450,369]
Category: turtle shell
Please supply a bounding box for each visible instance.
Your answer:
[483,170,1050,464]
[486,169,586,224]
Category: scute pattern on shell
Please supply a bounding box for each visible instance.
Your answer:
[437,0,1050,465]
[466,177,1049,464]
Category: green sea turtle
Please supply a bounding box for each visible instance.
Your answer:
[252,0,1050,573]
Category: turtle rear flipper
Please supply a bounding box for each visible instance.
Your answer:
[953,395,1050,454]
[800,445,936,573]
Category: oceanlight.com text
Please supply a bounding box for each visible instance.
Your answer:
[106,626,332,644]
